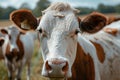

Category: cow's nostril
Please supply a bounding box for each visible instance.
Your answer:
[45,61,52,71]
[62,62,68,73]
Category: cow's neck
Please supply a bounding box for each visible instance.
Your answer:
[68,43,95,80]
[16,33,24,61]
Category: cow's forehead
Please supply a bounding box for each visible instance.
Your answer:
[7,26,19,34]
[39,11,79,35]
[3,26,20,38]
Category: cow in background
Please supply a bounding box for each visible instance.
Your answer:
[0,28,6,60]
[0,25,38,80]
[0,37,4,59]
[10,2,120,80]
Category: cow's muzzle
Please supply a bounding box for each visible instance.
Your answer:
[42,58,69,78]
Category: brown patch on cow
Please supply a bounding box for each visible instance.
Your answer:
[10,9,38,30]
[107,16,120,25]
[16,33,24,61]
[68,43,95,80]
[5,43,12,61]
[80,12,107,33]
[92,41,105,63]
[1,29,8,34]
[103,28,118,36]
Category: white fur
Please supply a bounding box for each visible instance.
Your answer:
[84,20,120,80]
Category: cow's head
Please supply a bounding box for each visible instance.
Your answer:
[10,2,107,79]
[0,26,24,62]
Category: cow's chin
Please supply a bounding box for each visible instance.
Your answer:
[49,78,65,80]
[42,71,71,80]
[42,72,71,80]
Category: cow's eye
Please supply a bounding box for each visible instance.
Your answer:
[75,30,80,35]
[39,28,43,33]
[38,28,48,38]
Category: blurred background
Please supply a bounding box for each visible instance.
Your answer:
[0,0,120,26]
[0,0,120,27]
[0,0,120,19]
[0,0,120,80]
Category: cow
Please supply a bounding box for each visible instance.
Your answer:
[9,2,120,80]
[0,38,4,60]
[0,29,6,60]
[0,25,38,80]
[0,37,4,59]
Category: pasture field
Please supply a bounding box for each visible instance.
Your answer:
[0,13,120,80]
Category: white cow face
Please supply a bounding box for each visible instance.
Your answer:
[37,9,79,78]
[10,2,107,79]
[0,26,21,61]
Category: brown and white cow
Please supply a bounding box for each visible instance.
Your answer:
[0,37,4,59]
[10,2,120,80]
[0,25,38,80]
[0,29,6,60]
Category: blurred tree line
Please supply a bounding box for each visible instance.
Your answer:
[0,0,120,19]
[76,3,120,15]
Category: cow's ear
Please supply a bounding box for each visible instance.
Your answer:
[79,12,107,33]
[107,16,120,25]
[1,29,8,34]
[10,9,38,30]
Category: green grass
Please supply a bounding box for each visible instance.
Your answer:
[0,41,49,80]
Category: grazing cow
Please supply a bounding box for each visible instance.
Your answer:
[0,26,38,80]
[10,2,120,80]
